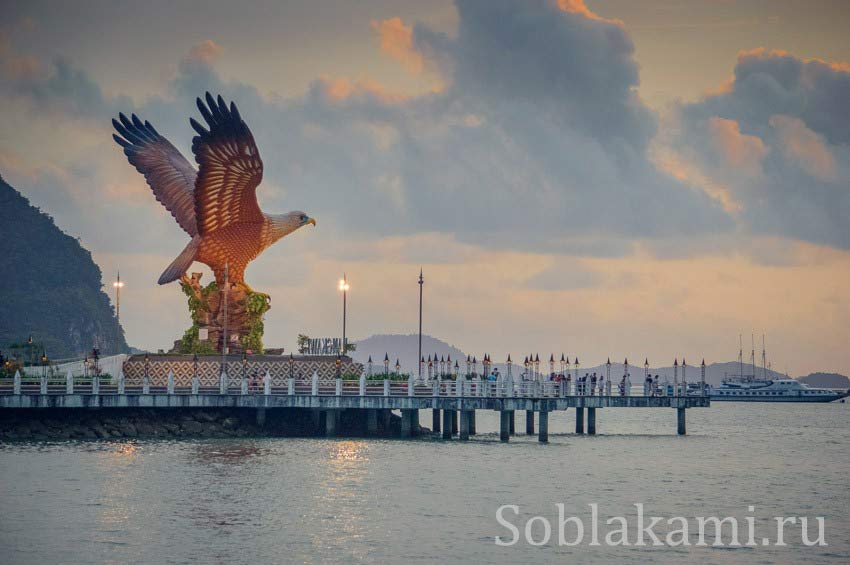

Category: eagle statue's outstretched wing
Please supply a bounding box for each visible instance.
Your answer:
[190,93,264,235]
[112,113,198,237]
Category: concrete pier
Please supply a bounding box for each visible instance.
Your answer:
[508,410,516,435]
[256,407,266,427]
[677,407,686,435]
[367,409,378,434]
[587,407,596,435]
[432,409,441,433]
[400,408,416,438]
[469,411,476,435]
[500,410,510,442]
[576,407,585,434]
[325,410,339,437]
[538,410,549,443]
[526,410,535,435]
[442,409,453,439]
[459,410,471,440]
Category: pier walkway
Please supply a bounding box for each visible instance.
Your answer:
[1,373,709,441]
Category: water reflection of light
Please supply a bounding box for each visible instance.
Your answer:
[115,442,138,458]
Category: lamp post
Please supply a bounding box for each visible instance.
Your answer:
[466,355,471,379]
[41,352,48,380]
[549,354,555,380]
[483,354,490,379]
[507,354,512,380]
[418,269,424,378]
[112,271,125,323]
[384,353,389,378]
[395,359,401,376]
[440,356,446,378]
[368,355,373,377]
[682,358,687,393]
[606,357,611,383]
[242,352,248,383]
[336,354,342,379]
[472,356,477,379]
[193,353,199,380]
[338,275,349,354]
[27,335,34,369]
[92,347,100,378]
[453,360,459,379]
[560,354,566,378]
[428,356,433,380]
[523,356,529,380]
[534,354,540,382]
[644,358,649,380]
[420,356,425,380]
[289,352,294,380]
[701,358,706,396]
[573,357,580,381]
[144,353,150,383]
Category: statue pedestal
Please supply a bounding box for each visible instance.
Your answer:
[177,272,270,354]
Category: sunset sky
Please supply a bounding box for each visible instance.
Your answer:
[1,0,849,375]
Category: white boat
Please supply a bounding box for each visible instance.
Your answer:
[707,378,848,402]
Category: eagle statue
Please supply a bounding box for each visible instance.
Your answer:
[112,92,315,287]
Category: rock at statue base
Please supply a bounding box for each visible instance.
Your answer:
[176,272,270,354]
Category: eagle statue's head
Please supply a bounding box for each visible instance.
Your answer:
[268,211,316,244]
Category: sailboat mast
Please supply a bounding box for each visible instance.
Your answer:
[762,334,767,380]
[750,334,756,382]
[738,334,744,380]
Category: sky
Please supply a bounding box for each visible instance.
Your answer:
[1,0,849,375]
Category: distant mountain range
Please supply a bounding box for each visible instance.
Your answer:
[352,334,847,386]
[0,175,128,360]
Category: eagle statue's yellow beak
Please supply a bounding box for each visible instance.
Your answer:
[308,218,316,226]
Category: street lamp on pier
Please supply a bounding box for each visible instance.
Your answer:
[338,275,349,354]
[289,352,294,380]
[472,356,477,379]
[367,355,373,377]
[534,354,540,382]
[384,353,389,378]
[560,354,566,378]
[112,271,125,323]
[573,357,580,380]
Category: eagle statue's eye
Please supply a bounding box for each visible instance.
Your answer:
[300,215,306,221]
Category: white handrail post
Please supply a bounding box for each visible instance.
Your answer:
[219,371,228,395]
[383,378,390,397]
[117,368,125,395]
[143,374,150,394]
[92,375,100,395]
[167,370,175,395]
[408,373,415,397]
[359,373,366,396]
[192,376,200,394]
[288,377,294,396]
[66,369,74,394]
[336,377,342,396]
[456,377,463,397]
[40,372,48,395]
[241,376,248,395]
[264,370,271,396]
[311,371,319,396]
[13,370,21,395]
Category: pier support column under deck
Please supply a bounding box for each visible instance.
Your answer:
[256,407,266,427]
[367,409,378,434]
[325,410,339,437]
[469,411,476,435]
[677,407,686,435]
[459,410,471,440]
[451,411,458,434]
[432,409,441,433]
[575,407,585,434]
[500,410,511,442]
[442,409,453,439]
[311,409,321,432]
[538,411,549,443]
[400,409,415,438]
[587,408,596,435]
[526,410,535,435]
[508,410,516,435]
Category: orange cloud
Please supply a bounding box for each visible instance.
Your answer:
[707,117,768,173]
[769,115,836,181]
[183,39,223,66]
[372,17,425,75]
[317,76,407,104]
[557,0,621,24]
[737,47,850,73]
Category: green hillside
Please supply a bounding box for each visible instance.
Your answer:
[0,175,128,361]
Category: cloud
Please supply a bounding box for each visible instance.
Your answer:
[670,48,850,249]
[372,17,425,74]
[183,40,223,66]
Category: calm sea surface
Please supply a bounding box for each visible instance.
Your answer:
[1,404,848,564]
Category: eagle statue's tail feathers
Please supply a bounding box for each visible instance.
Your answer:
[158,236,201,285]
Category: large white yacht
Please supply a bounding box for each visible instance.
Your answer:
[707,378,848,402]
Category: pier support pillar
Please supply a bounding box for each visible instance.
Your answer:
[576,407,585,434]
[500,410,511,442]
[325,410,339,437]
[432,409,441,433]
[587,408,596,435]
[381,409,391,432]
[367,409,378,434]
[311,409,321,432]
[469,411,476,435]
[508,410,516,435]
[526,410,535,435]
[411,409,420,436]
[538,411,549,443]
[451,411,458,434]
[442,409,453,439]
[677,407,686,435]
[256,407,266,428]
[459,410,471,440]
[400,409,414,438]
